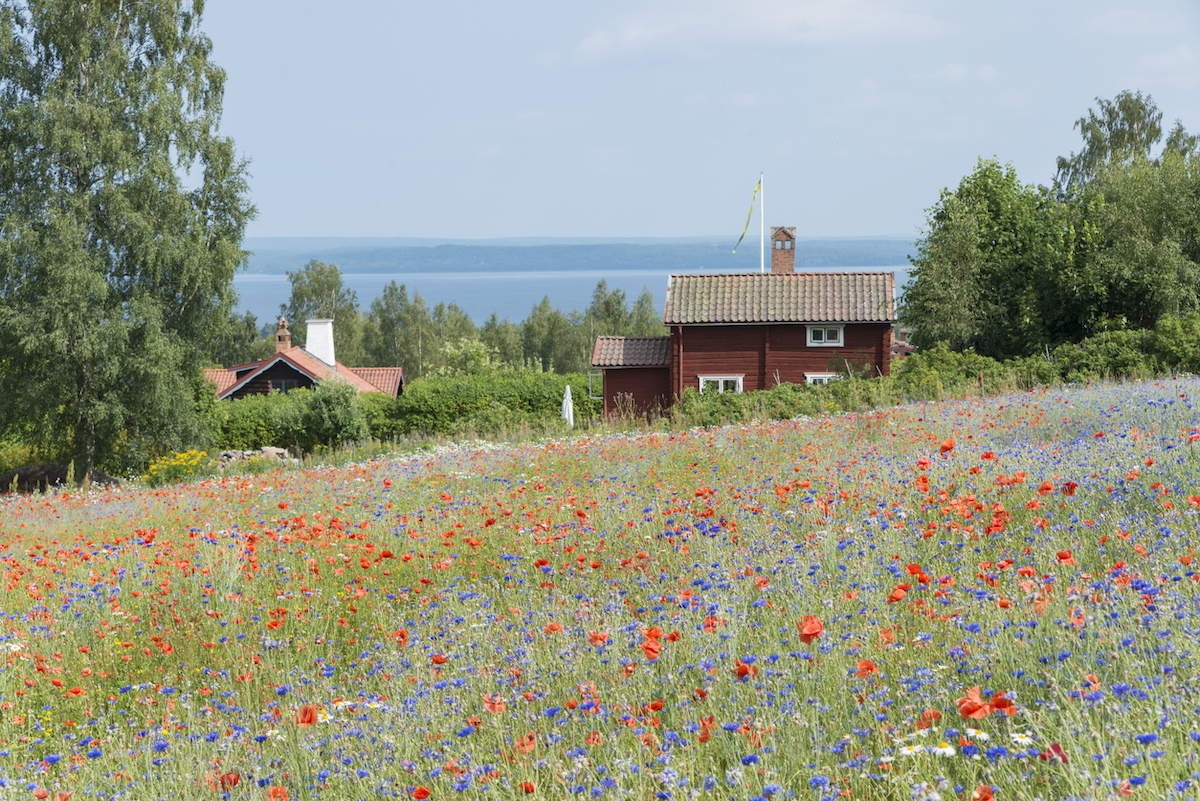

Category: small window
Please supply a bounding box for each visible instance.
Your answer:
[806,325,844,347]
[806,373,840,386]
[272,379,298,394]
[775,241,782,249]
[698,375,743,394]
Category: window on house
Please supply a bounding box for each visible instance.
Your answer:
[272,379,298,393]
[806,325,844,347]
[806,373,840,386]
[698,375,743,394]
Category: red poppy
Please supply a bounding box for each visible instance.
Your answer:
[587,631,609,647]
[854,659,877,678]
[1039,742,1068,764]
[412,787,431,800]
[939,439,955,455]
[268,788,289,801]
[640,639,662,661]
[483,693,506,714]
[1060,482,1078,496]
[520,781,535,793]
[220,773,240,791]
[956,686,993,720]
[295,704,319,727]
[1056,549,1075,565]
[797,616,823,644]
[971,786,994,801]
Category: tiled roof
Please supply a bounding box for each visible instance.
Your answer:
[591,336,670,368]
[349,367,404,395]
[663,272,894,325]
[203,368,238,394]
[210,348,404,399]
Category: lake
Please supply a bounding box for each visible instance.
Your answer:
[234,265,911,326]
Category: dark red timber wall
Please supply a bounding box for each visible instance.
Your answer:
[603,367,670,417]
[670,323,892,395]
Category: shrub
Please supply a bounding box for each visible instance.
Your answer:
[299,380,370,453]
[1049,330,1159,383]
[212,379,370,454]
[384,370,599,436]
[1153,312,1200,372]
[144,449,218,487]
[0,440,37,476]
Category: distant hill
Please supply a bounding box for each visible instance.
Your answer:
[241,236,916,275]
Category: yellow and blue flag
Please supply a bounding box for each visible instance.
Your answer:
[733,178,760,253]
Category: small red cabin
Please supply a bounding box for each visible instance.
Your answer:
[592,226,894,416]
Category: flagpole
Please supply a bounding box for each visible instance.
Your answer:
[759,171,765,273]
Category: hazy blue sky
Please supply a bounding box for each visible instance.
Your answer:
[203,1,1200,240]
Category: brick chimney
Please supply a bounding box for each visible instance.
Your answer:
[275,316,292,352]
[771,227,796,274]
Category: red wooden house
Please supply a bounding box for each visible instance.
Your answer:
[591,226,894,416]
[204,318,404,400]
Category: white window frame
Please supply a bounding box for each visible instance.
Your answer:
[805,373,840,386]
[698,375,743,394]
[806,325,844,347]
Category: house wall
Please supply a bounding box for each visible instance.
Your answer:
[227,361,317,400]
[670,322,892,395]
[603,367,670,417]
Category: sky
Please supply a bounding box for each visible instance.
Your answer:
[202,0,1200,241]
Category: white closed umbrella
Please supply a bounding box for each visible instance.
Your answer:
[561,384,575,428]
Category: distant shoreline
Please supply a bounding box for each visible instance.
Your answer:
[234,238,914,326]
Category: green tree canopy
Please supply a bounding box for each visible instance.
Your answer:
[0,0,255,472]
[1054,90,1164,197]
[903,159,1060,358]
[281,260,364,365]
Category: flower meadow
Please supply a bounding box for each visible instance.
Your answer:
[4,381,1200,801]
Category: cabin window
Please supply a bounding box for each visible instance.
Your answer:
[272,379,298,394]
[806,325,844,347]
[806,372,840,386]
[698,375,743,394]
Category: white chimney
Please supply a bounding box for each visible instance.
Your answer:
[306,319,336,367]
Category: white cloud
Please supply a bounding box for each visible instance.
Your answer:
[573,0,942,64]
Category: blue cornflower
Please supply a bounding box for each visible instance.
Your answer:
[1135,733,1157,745]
